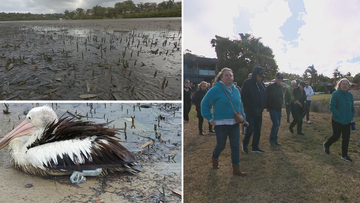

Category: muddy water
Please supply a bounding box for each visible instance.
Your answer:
[0,103,182,202]
[0,18,181,100]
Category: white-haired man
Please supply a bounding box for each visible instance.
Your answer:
[304,81,314,124]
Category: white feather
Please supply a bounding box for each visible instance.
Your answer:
[10,136,95,168]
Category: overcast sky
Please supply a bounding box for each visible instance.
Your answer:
[0,0,173,14]
[184,0,360,78]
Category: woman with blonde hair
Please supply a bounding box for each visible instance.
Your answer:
[201,67,248,176]
[323,78,355,162]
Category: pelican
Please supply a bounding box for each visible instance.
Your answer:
[0,106,141,184]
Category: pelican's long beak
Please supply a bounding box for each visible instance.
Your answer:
[0,119,38,150]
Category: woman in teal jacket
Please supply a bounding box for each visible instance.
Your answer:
[201,67,248,176]
[323,78,355,162]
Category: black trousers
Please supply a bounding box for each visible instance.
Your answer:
[197,110,213,133]
[325,120,351,157]
[305,100,311,121]
[184,103,191,121]
[289,109,304,134]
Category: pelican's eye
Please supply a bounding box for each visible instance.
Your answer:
[28,116,32,121]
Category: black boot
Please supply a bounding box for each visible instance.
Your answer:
[209,123,215,133]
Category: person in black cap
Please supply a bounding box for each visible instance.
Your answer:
[241,66,267,153]
[289,81,307,135]
[266,72,284,146]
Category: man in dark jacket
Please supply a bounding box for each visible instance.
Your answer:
[266,73,284,146]
[284,80,297,123]
[241,66,267,153]
[289,81,307,135]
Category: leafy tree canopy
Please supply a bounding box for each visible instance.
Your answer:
[210,33,278,86]
[353,73,360,84]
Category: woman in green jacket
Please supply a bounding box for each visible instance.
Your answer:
[323,78,355,162]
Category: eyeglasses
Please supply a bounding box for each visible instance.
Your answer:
[277,77,283,79]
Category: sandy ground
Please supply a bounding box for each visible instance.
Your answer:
[0,18,181,100]
[0,103,182,202]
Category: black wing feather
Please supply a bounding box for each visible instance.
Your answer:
[32,117,138,172]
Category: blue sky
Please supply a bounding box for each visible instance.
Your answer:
[184,0,360,78]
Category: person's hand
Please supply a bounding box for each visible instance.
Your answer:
[210,120,216,126]
[243,121,249,127]
[297,101,302,107]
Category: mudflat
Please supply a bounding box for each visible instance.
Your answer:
[0,18,181,100]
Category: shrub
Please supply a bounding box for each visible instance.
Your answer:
[311,98,331,113]
[315,85,327,92]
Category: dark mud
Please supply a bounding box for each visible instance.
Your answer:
[0,18,181,100]
[0,103,182,202]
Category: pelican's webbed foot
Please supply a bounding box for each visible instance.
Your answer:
[70,168,103,184]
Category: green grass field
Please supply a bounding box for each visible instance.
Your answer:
[312,94,332,100]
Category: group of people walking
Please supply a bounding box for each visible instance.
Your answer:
[185,66,356,176]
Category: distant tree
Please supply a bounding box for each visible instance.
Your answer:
[353,73,360,84]
[124,0,136,13]
[317,73,331,83]
[304,64,317,86]
[68,11,75,19]
[86,9,93,16]
[93,5,106,17]
[75,8,85,18]
[333,68,343,80]
[158,0,175,10]
[137,3,145,12]
[106,7,115,18]
[211,33,278,86]
[144,2,157,12]
[282,72,302,82]
[64,10,70,18]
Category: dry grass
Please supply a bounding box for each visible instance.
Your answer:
[184,105,360,203]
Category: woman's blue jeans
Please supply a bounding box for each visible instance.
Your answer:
[212,124,240,165]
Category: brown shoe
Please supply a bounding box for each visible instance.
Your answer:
[212,157,219,169]
[232,165,247,176]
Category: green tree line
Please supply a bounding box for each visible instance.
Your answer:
[0,0,181,21]
[64,0,181,19]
